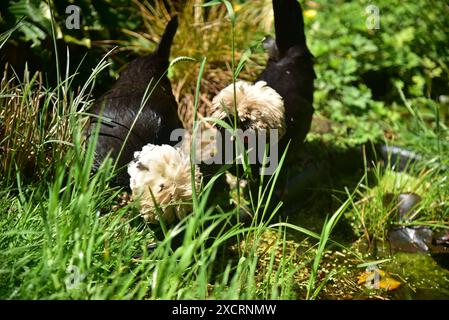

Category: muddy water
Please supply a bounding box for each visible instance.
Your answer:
[278,142,449,300]
[378,246,449,299]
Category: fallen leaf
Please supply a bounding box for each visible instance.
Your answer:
[357,269,401,291]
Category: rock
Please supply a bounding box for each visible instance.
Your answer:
[383,192,422,223]
[388,226,433,253]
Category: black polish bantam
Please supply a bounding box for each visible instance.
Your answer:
[257,0,316,153]
[87,16,182,188]
[205,0,315,179]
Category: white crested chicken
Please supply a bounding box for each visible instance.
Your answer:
[87,16,182,188]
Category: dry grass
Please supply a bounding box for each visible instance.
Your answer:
[120,0,274,131]
[0,66,73,182]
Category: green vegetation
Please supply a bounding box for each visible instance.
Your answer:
[1,0,448,299]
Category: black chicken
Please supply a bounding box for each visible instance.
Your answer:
[199,0,315,175]
[257,0,315,152]
[88,16,182,187]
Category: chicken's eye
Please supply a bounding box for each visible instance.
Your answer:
[239,119,251,130]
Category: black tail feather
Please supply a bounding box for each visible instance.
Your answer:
[155,15,178,60]
[272,0,307,54]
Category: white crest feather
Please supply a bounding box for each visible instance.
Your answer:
[128,144,201,224]
[211,81,286,138]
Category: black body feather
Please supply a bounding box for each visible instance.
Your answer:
[257,0,315,150]
[88,16,182,187]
